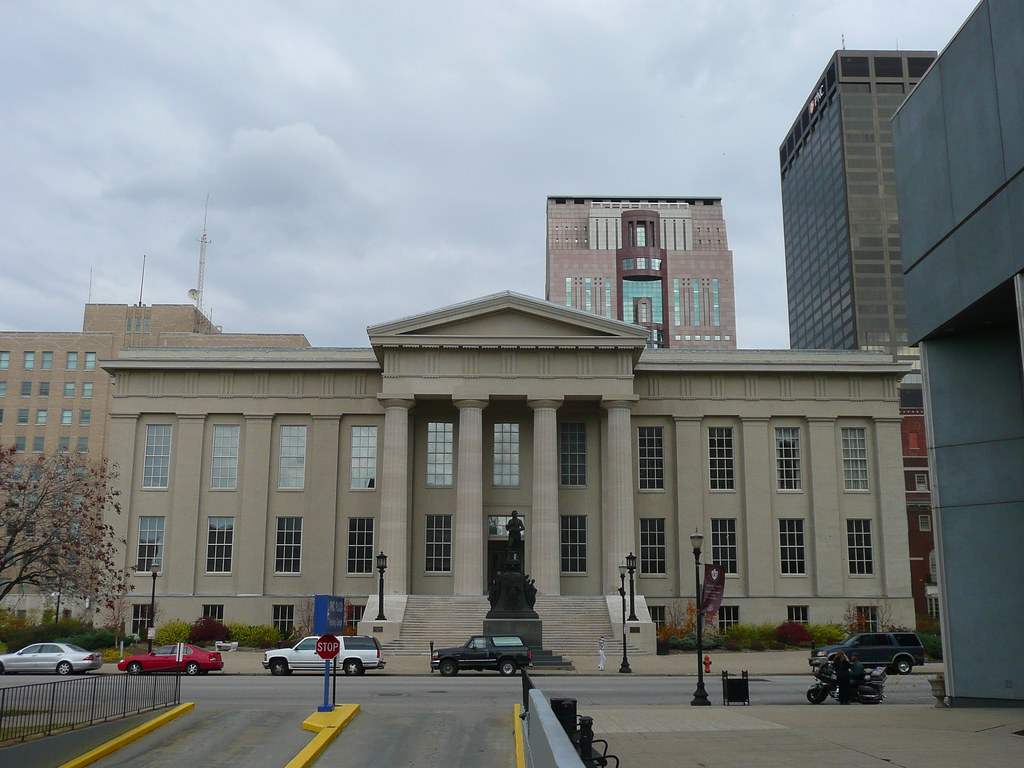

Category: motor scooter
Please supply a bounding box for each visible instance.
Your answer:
[806,659,886,704]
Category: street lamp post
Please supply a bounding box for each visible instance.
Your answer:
[625,552,638,622]
[690,532,710,706]
[617,566,632,674]
[375,552,388,621]
[147,563,159,653]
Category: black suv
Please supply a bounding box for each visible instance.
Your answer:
[431,635,531,676]
[809,631,926,674]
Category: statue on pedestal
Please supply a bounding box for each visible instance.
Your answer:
[486,510,539,618]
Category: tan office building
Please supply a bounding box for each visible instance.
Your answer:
[102,293,914,641]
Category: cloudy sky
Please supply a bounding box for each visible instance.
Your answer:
[1,1,978,348]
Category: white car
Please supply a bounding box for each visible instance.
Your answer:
[263,635,386,676]
[0,642,104,675]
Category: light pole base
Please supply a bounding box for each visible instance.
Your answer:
[691,682,711,706]
[619,661,632,673]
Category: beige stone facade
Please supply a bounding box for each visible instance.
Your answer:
[100,293,915,635]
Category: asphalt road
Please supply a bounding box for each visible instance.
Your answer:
[0,672,938,768]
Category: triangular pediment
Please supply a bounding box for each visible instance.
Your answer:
[367,291,649,353]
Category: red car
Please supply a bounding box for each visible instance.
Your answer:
[117,644,224,675]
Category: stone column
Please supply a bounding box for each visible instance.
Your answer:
[673,416,702,597]
[873,416,912,599]
[237,415,273,592]
[740,417,772,597]
[167,415,206,597]
[602,398,638,592]
[807,417,841,595]
[454,399,487,595]
[379,397,414,594]
[529,399,562,595]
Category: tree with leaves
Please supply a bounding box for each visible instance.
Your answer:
[0,445,133,612]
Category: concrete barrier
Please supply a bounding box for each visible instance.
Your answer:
[523,689,585,768]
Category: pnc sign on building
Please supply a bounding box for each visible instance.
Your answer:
[807,82,827,115]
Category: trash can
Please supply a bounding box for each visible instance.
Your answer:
[550,697,578,737]
[722,670,750,705]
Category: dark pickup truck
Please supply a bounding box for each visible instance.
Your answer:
[431,634,532,676]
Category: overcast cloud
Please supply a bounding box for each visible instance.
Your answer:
[1,1,978,348]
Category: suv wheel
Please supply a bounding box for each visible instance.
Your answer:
[498,659,518,676]
[439,659,458,676]
[343,659,363,676]
[269,659,290,676]
[891,656,913,675]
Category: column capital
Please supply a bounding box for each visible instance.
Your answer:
[454,398,489,410]
[378,395,416,410]
[871,416,904,425]
[601,397,639,411]
[528,399,563,411]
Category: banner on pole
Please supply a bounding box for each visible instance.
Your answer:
[700,564,725,615]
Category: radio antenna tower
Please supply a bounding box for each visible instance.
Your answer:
[190,194,211,315]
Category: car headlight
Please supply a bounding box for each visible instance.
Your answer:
[814,650,826,657]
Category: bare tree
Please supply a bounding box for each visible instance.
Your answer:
[0,446,134,609]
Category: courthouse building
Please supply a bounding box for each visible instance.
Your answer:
[102,292,915,640]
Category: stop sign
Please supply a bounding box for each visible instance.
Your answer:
[315,634,341,660]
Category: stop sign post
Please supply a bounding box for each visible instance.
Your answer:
[317,634,340,711]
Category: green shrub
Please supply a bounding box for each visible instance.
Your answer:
[668,631,723,651]
[154,621,190,645]
[188,617,230,645]
[723,623,777,649]
[226,622,283,648]
[921,632,942,660]
[808,623,846,647]
[0,610,29,642]
[57,629,117,651]
[4,620,91,649]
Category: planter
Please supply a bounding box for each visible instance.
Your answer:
[656,639,670,656]
[929,674,947,708]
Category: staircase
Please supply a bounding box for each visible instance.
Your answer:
[382,595,644,666]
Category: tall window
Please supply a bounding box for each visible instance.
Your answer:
[493,423,520,486]
[779,519,806,575]
[425,514,452,572]
[275,517,302,573]
[775,427,802,490]
[39,381,50,397]
[559,515,587,573]
[84,352,96,370]
[143,425,172,488]
[131,605,150,637]
[918,514,932,532]
[710,518,737,574]
[559,422,586,486]
[23,352,35,369]
[639,518,666,574]
[64,382,75,397]
[66,352,78,370]
[211,425,240,489]
[350,426,378,489]
[36,409,47,425]
[347,517,374,573]
[718,606,740,632]
[278,425,307,489]
[0,351,8,369]
[426,422,454,486]
[137,516,165,571]
[846,519,874,575]
[708,427,734,490]
[76,437,89,453]
[82,382,93,398]
[841,427,869,490]
[41,352,53,370]
[637,426,664,490]
[78,409,90,426]
[273,605,295,635]
[206,517,234,573]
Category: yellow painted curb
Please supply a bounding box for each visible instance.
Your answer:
[56,702,196,768]
[284,704,360,768]
[513,703,526,768]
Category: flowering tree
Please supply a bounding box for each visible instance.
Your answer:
[0,445,133,610]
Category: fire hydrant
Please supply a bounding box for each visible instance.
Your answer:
[703,655,712,674]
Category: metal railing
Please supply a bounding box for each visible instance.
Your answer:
[0,673,180,743]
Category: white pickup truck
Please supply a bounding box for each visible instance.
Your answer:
[262,635,387,676]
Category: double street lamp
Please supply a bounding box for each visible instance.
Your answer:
[617,563,632,674]
[147,563,159,653]
[690,532,710,706]
[375,552,388,621]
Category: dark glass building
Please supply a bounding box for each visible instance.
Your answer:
[780,50,936,361]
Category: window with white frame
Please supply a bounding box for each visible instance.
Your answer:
[915,473,929,491]
[559,515,587,573]
[559,422,586,486]
[206,517,234,573]
[211,425,240,489]
[278,425,307,489]
[275,517,302,573]
[775,427,802,490]
[41,352,53,370]
[202,604,224,621]
[710,518,737,574]
[84,352,96,370]
[64,382,75,397]
[425,514,452,572]
[273,605,295,635]
[787,605,809,624]
[649,605,666,630]
[36,409,47,425]
[350,426,378,489]
[718,605,740,632]
[347,517,374,573]
[61,409,72,425]
[131,604,150,637]
[493,423,520,486]
[841,427,869,490]
[708,427,735,490]
[926,594,940,619]
[76,437,89,453]
[637,426,664,490]
[929,550,937,580]
[82,382,93,398]
[918,513,932,532]
[846,519,874,575]
[23,351,35,369]
[855,606,879,631]
[142,424,172,488]
[66,352,78,370]
[779,519,806,575]
[639,518,666,574]
[426,422,454,486]
[0,351,10,369]
[32,436,44,452]
[136,516,165,571]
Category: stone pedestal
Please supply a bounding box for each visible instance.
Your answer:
[484,617,543,649]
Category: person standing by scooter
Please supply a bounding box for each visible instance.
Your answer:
[848,653,865,699]
[834,650,853,704]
